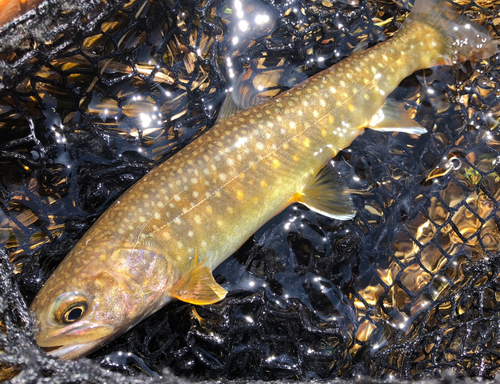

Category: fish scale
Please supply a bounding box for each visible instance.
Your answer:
[29,0,499,360]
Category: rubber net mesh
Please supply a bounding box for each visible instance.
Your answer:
[1,0,500,382]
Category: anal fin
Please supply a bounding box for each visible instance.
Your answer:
[170,257,227,305]
[296,164,355,220]
[368,98,427,134]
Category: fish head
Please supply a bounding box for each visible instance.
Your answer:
[30,245,175,359]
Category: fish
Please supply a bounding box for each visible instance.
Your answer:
[29,0,498,360]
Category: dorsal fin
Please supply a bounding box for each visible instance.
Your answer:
[217,91,245,122]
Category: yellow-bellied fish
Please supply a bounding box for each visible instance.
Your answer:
[30,0,498,359]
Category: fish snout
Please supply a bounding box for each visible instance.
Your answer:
[35,323,115,360]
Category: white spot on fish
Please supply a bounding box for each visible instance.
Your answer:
[234,137,248,148]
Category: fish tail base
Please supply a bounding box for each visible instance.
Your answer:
[404,0,498,65]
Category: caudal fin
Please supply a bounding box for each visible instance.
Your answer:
[405,0,498,64]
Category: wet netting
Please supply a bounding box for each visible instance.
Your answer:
[1,0,500,382]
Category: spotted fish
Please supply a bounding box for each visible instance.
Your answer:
[29,0,498,359]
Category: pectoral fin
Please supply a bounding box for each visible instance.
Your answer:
[170,259,227,305]
[295,164,355,220]
[368,98,427,134]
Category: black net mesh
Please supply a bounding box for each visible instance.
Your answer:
[1,0,500,382]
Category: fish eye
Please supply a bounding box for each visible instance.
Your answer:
[63,305,86,323]
[53,292,89,324]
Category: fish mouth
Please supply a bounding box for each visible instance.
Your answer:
[42,342,102,360]
[36,324,115,360]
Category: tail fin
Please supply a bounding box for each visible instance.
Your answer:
[405,0,498,64]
